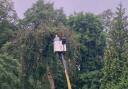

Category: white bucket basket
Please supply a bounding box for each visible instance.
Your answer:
[54,35,66,52]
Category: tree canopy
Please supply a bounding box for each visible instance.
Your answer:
[0,0,128,89]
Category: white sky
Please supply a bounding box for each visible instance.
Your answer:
[12,0,128,18]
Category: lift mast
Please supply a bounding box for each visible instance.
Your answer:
[54,35,72,89]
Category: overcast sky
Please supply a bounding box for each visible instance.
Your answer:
[12,0,128,18]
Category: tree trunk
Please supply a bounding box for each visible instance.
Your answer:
[47,66,55,89]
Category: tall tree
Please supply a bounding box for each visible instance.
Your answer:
[101,3,128,89]
[67,13,106,89]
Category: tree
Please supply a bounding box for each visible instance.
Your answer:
[101,3,128,89]
[0,0,18,47]
[99,9,114,32]
[18,0,79,89]
[67,13,106,89]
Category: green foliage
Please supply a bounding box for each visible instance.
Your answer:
[67,12,106,89]
[1,0,128,89]
[101,3,128,89]
[0,54,20,89]
[17,24,78,89]
[79,70,102,89]
[0,0,17,47]
[68,13,105,71]
[17,0,78,88]
[20,0,66,29]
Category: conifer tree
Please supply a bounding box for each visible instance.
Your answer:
[101,3,128,89]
